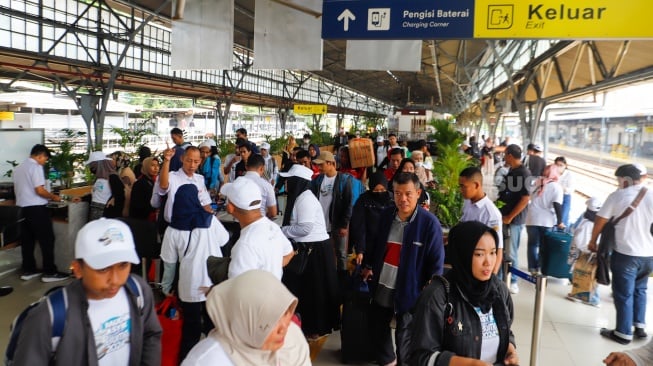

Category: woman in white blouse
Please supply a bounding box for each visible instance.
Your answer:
[554,156,574,226]
[279,164,340,341]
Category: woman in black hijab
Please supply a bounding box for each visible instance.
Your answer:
[349,171,395,265]
[409,221,519,366]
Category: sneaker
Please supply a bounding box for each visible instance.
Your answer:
[41,272,70,283]
[634,327,648,339]
[509,282,519,294]
[20,271,41,281]
[600,328,631,345]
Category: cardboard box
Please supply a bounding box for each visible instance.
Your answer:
[348,138,375,168]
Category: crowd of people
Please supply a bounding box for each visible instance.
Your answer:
[8,128,653,366]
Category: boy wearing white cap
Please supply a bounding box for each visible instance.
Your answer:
[220,178,294,280]
[13,218,162,365]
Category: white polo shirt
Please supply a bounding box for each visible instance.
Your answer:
[228,217,293,280]
[160,217,229,302]
[156,170,211,223]
[525,182,563,227]
[598,184,653,257]
[461,195,503,249]
[242,171,277,217]
[281,190,329,243]
[13,157,48,207]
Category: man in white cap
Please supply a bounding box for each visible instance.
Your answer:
[259,141,278,186]
[634,163,648,184]
[375,135,388,170]
[220,178,293,280]
[13,218,162,365]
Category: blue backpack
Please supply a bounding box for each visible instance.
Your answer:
[339,173,366,206]
[5,276,142,365]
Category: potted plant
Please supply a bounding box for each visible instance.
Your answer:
[427,119,472,229]
[47,129,87,189]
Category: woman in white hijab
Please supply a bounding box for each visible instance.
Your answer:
[182,270,311,366]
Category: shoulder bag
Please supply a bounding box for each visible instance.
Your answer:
[597,187,648,285]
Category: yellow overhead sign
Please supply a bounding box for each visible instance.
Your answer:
[0,112,14,120]
[293,104,327,115]
[474,0,651,39]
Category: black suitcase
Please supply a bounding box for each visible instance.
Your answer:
[541,229,573,279]
[340,272,374,363]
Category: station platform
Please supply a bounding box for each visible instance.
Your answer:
[0,189,650,365]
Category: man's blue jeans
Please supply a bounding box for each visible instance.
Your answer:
[507,224,524,282]
[526,225,551,271]
[611,251,653,339]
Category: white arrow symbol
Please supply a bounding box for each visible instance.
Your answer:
[337,9,355,31]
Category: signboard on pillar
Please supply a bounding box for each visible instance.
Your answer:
[294,104,328,115]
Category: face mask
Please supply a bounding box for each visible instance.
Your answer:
[414,162,423,168]
[371,191,388,201]
[303,139,310,144]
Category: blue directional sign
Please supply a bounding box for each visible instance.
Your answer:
[322,0,475,39]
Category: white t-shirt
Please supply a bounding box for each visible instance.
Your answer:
[242,172,277,217]
[181,335,234,366]
[160,217,230,302]
[13,157,48,207]
[559,170,574,195]
[281,190,329,243]
[525,182,563,227]
[461,195,503,249]
[228,217,293,280]
[87,288,131,365]
[156,170,212,223]
[318,175,336,232]
[598,185,653,257]
[571,218,594,253]
[376,146,386,166]
[475,307,500,364]
[92,178,113,205]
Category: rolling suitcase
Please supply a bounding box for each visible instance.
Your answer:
[340,268,374,363]
[541,229,573,279]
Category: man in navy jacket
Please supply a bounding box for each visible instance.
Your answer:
[362,172,445,366]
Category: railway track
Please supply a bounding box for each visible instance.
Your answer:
[547,146,651,199]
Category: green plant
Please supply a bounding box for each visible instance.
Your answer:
[47,129,87,188]
[217,139,236,159]
[109,126,156,160]
[306,124,332,147]
[3,160,18,178]
[427,120,471,228]
[264,134,289,155]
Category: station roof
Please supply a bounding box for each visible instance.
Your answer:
[114,0,491,110]
[108,0,653,115]
[3,0,653,117]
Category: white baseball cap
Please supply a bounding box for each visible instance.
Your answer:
[279,164,313,181]
[75,218,140,270]
[198,139,216,148]
[634,163,647,176]
[376,136,384,142]
[586,197,603,212]
[260,142,271,150]
[85,151,112,165]
[220,178,262,210]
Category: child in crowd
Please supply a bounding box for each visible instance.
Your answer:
[12,218,162,365]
